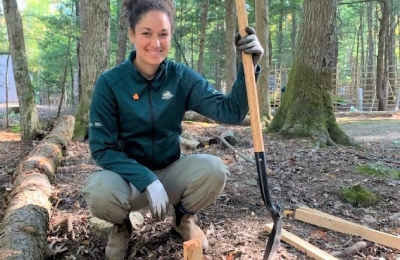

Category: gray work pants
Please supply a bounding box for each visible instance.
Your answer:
[81,154,228,224]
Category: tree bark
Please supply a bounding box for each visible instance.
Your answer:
[2,0,41,141]
[116,0,130,65]
[268,0,357,148]
[365,1,375,105]
[255,0,272,122]
[74,0,110,141]
[0,115,75,260]
[225,0,236,92]
[57,37,72,118]
[196,0,209,75]
[386,0,396,104]
[376,0,390,111]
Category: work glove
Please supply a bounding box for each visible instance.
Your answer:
[235,26,264,67]
[145,179,169,221]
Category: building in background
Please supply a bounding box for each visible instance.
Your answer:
[0,53,18,103]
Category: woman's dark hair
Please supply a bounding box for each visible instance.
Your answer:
[125,0,175,32]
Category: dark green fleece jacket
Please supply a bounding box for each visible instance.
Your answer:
[89,51,260,192]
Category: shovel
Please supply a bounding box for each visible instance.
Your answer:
[234,0,282,259]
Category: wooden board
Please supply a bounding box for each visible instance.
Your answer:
[265,223,338,260]
[183,239,203,260]
[295,206,400,250]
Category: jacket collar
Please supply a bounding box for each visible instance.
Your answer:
[126,50,167,84]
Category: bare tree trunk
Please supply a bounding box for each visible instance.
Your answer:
[57,37,71,118]
[275,0,284,70]
[74,0,82,102]
[74,0,110,141]
[2,0,41,140]
[116,0,130,64]
[365,1,375,106]
[0,115,75,260]
[225,0,236,92]
[376,0,390,111]
[196,0,209,75]
[5,52,10,128]
[255,0,272,122]
[268,0,357,148]
[387,0,396,104]
[290,11,297,62]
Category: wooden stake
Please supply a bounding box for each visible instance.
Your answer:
[295,206,400,250]
[265,223,338,260]
[183,239,203,260]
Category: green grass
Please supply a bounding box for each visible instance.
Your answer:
[340,184,380,206]
[355,163,399,179]
[10,126,21,134]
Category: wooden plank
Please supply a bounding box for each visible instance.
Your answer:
[265,223,338,260]
[295,206,400,250]
[183,239,203,260]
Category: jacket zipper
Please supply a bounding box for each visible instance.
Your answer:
[147,81,156,166]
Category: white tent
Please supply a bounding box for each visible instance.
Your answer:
[0,53,19,103]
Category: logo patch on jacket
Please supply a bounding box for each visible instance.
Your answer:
[89,121,102,128]
[162,91,174,100]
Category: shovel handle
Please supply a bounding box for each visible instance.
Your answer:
[235,0,264,152]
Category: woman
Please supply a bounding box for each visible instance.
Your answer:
[82,0,264,259]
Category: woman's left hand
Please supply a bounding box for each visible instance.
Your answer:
[235,26,264,66]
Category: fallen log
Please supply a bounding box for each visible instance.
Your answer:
[180,136,204,150]
[330,241,367,257]
[183,111,252,126]
[183,111,215,123]
[0,115,75,260]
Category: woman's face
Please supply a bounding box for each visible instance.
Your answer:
[129,10,172,68]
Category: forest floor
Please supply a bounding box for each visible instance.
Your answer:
[0,105,399,260]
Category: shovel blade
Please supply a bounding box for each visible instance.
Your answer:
[255,152,282,260]
[264,215,282,260]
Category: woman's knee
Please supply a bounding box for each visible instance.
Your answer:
[201,154,228,185]
[82,170,131,223]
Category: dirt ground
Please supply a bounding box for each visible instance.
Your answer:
[0,108,399,260]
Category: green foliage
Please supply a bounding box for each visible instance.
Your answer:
[20,0,79,106]
[331,95,348,104]
[2,0,398,111]
[10,125,21,133]
[340,183,380,206]
[355,163,400,179]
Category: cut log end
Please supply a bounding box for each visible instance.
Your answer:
[183,238,203,260]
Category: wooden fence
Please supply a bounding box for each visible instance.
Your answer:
[269,65,400,111]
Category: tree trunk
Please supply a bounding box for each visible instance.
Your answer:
[290,10,297,62]
[196,0,209,75]
[57,37,71,118]
[225,0,236,92]
[74,0,82,102]
[0,115,75,260]
[116,0,130,65]
[74,0,110,141]
[276,0,284,69]
[5,53,10,128]
[255,0,272,122]
[268,0,356,148]
[2,0,41,141]
[365,1,375,106]
[376,0,390,111]
[386,0,396,104]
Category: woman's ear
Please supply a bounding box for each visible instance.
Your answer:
[128,28,135,44]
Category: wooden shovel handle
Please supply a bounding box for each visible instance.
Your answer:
[235,0,264,152]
